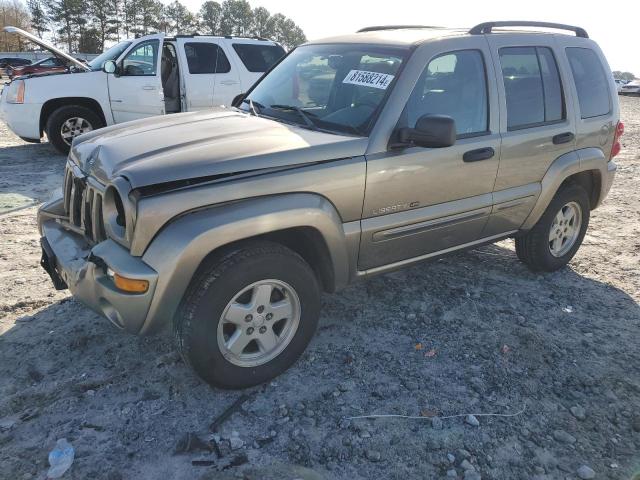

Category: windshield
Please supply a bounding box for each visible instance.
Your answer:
[241,44,408,135]
[88,41,132,71]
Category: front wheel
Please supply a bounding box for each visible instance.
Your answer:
[515,183,590,272]
[45,105,104,155]
[175,242,321,389]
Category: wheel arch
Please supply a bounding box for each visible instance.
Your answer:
[40,97,107,135]
[521,148,609,230]
[139,193,354,334]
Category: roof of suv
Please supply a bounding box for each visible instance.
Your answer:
[312,27,468,47]
[309,22,590,47]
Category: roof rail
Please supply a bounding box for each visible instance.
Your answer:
[357,25,447,33]
[469,21,588,38]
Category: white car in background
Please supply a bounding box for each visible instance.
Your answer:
[619,80,640,96]
[0,27,285,153]
[614,78,627,93]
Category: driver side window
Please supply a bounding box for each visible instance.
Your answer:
[401,49,489,137]
[121,40,159,76]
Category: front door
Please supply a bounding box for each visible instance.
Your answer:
[176,38,241,110]
[107,35,164,123]
[359,41,501,271]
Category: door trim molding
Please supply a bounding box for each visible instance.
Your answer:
[372,206,491,242]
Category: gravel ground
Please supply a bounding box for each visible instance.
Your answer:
[1,97,639,480]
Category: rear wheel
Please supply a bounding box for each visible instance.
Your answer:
[175,241,321,389]
[515,183,590,272]
[45,105,104,155]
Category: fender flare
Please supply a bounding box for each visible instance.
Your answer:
[521,147,609,230]
[139,193,351,334]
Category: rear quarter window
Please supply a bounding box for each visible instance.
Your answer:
[232,44,285,72]
[566,47,611,119]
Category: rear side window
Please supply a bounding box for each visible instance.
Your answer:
[499,47,565,130]
[566,47,611,118]
[184,43,231,74]
[232,44,285,72]
[401,49,488,137]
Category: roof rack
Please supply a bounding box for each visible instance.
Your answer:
[469,21,588,38]
[357,25,447,33]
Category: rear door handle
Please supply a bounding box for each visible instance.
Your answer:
[552,132,575,145]
[463,147,495,162]
[220,80,239,86]
[142,85,156,91]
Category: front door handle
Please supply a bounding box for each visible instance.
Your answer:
[142,85,156,91]
[552,132,575,145]
[463,147,495,162]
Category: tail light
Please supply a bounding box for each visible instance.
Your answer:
[610,121,624,159]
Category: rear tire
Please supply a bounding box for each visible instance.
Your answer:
[174,241,321,389]
[45,105,104,155]
[515,183,590,272]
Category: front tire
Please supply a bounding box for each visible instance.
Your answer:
[45,105,104,155]
[515,183,590,272]
[175,241,321,389]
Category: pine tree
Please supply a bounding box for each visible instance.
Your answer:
[27,0,49,38]
[88,0,117,50]
[199,0,221,35]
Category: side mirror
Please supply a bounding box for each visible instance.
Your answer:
[398,114,456,148]
[231,93,245,108]
[103,60,117,75]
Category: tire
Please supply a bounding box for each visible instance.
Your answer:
[175,241,321,389]
[515,183,590,272]
[45,105,104,155]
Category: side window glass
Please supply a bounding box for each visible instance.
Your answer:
[499,46,565,130]
[184,43,231,74]
[402,50,488,137]
[566,47,611,119]
[121,40,159,76]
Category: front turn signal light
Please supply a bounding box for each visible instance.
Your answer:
[108,269,149,293]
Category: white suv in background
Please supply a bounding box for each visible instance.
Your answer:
[0,27,284,153]
[619,80,640,96]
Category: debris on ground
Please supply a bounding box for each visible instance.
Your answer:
[47,438,74,479]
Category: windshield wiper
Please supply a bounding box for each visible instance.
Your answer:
[242,98,264,116]
[269,104,317,129]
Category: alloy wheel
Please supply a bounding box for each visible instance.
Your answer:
[217,279,301,367]
[548,201,582,257]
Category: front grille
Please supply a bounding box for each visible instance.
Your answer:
[63,165,106,243]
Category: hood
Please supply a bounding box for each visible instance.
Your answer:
[71,108,368,189]
[3,26,89,72]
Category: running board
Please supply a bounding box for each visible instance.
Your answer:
[356,230,517,278]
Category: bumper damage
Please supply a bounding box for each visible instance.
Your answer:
[38,198,158,333]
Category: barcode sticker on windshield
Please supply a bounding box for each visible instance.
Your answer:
[342,70,395,90]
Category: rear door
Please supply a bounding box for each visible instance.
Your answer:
[483,34,577,235]
[176,38,241,109]
[107,34,165,123]
[229,41,286,91]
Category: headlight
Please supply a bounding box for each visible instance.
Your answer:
[103,177,136,247]
[6,80,25,104]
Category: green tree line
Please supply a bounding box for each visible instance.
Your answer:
[20,0,306,53]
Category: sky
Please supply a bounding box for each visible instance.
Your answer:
[173,0,639,76]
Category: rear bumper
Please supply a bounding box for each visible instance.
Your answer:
[0,99,42,140]
[600,160,617,203]
[38,197,158,334]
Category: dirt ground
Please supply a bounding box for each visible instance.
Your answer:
[0,97,639,480]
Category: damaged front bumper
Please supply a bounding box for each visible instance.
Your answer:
[37,197,158,334]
